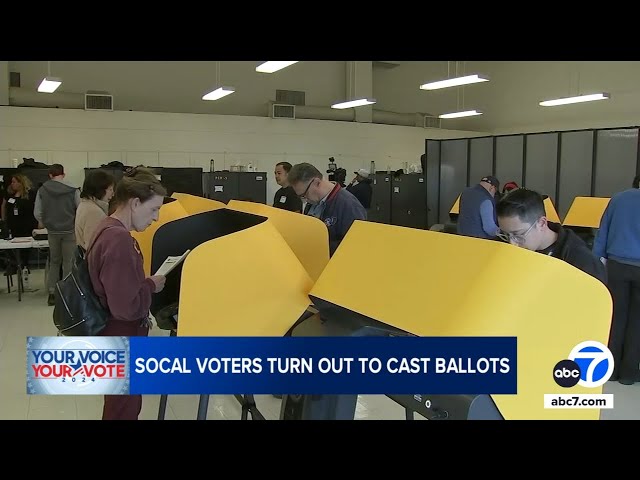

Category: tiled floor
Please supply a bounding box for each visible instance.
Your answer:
[1,269,638,420]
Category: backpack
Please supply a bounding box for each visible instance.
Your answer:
[52,226,116,336]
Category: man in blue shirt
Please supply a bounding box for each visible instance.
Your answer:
[288,163,366,257]
[593,187,640,385]
[457,175,500,240]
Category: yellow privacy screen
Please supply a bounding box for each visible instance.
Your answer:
[131,199,189,276]
[450,195,461,214]
[177,219,313,337]
[228,200,330,281]
[171,193,225,215]
[309,221,612,420]
[543,197,561,223]
[563,197,610,228]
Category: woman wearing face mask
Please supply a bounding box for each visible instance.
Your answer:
[75,169,116,251]
[87,167,167,420]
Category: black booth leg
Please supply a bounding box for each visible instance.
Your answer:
[405,408,414,420]
[157,329,177,420]
[197,394,210,420]
[157,394,169,420]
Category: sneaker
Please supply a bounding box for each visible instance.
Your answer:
[47,294,55,306]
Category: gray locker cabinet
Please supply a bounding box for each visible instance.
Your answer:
[391,174,427,229]
[368,173,392,224]
[238,172,267,204]
[209,172,239,203]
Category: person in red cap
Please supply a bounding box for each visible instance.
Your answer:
[502,181,519,195]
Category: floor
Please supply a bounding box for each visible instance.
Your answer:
[1,269,638,421]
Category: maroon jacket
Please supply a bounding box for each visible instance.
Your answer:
[87,217,155,327]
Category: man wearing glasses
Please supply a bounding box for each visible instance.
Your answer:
[496,188,606,283]
[288,163,366,256]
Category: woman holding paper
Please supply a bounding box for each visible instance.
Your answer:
[87,167,167,420]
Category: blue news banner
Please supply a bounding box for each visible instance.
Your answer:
[26,336,517,396]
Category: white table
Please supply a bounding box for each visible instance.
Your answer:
[0,238,50,301]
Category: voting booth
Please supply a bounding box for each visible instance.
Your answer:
[134,193,612,421]
[562,196,610,249]
[290,221,612,420]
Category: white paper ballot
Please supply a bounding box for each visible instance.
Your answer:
[153,250,191,276]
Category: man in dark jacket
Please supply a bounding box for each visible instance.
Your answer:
[34,164,81,305]
[346,168,373,209]
[288,163,366,256]
[496,188,606,284]
[273,161,302,213]
[457,175,500,240]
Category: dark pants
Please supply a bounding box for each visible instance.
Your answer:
[100,319,149,420]
[47,233,76,294]
[607,260,640,382]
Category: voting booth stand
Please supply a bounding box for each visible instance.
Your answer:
[139,194,612,421]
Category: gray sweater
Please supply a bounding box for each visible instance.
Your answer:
[34,178,81,234]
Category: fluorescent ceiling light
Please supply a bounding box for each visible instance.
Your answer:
[439,109,483,119]
[420,74,489,91]
[202,86,235,101]
[256,61,298,73]
[331,98,376,109]
[539,93,610,107]
[37,77,62,93]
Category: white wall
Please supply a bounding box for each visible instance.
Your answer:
[0,106,488,203]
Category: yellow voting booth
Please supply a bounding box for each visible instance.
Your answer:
[171,193,226,215]
[227,200,330,281]
[450,193,561,223]
[178,219,313,337]
[309,221,612,420]
[563,197,610,228]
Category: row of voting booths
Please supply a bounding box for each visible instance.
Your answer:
[129,192,613,421]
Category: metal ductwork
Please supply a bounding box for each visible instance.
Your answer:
[9,87,438,129]
[268,101,434,128]
[9,87,85,109]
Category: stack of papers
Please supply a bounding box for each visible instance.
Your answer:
[10,237,33,243]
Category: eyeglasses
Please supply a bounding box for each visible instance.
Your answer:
[497,220,539,244]
[297,179,316,199]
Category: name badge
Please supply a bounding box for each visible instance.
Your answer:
[279,195,287,204]
[7,198,16,204]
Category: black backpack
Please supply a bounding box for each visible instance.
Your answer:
[52,226,116,336]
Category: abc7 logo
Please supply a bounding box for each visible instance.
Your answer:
[553,341,614,388]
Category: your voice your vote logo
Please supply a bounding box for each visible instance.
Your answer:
[552,340,614,388]
[26,336,130,395]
